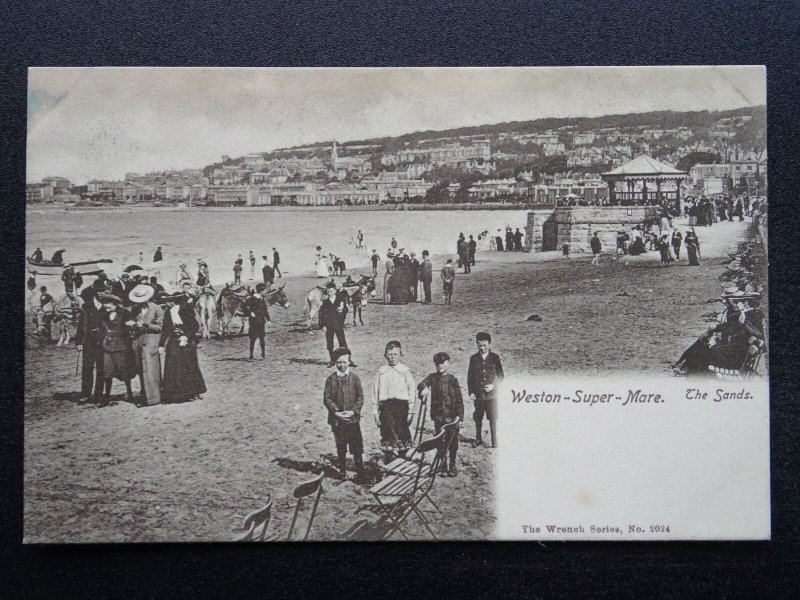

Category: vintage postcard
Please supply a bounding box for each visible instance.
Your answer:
[24,66,768,542]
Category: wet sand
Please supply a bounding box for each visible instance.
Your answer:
[24,218,754,542]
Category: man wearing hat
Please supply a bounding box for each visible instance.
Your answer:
[323,347,365,481]
[245,283,272,360]
[127,284,164,406]
[319,284,353,367]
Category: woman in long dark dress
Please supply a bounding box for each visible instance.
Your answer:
[160,286,207,403]
[685,229,701,266]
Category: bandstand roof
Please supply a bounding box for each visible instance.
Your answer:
[602,155,687,179]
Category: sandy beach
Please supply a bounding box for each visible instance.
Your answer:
[24,217,757,542]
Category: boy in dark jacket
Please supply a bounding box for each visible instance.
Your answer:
[417,352,464,476]
[467,332,504,448]
[323,347,365,481]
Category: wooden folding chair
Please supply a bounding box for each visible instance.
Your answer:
[238,494,273,542]
[286,473,325,541]
[368,420,458,540]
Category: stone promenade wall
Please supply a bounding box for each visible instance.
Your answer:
[525,206,659,253]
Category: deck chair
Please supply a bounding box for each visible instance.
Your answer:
[238,494,273,541]
[709,336,766,380]
[368,420,459,540]
[286,473,325,541]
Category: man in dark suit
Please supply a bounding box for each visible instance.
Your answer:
[76,282,107,404]
[419,250,433,303]
[467,331,504,448]
[245,283,271,360]
[409,251,420,302]
[319,284,354,367]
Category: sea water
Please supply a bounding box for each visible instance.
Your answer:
[26,207,527,290]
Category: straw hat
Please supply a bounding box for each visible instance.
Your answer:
[129,284,155,304]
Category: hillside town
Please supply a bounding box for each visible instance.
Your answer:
[27,108,765,208]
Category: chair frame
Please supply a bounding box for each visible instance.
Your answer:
[369,419,459,540]
[238,494,273,542]
[286,472,325,541]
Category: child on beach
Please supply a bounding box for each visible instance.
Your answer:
[441,259,455,305]
[371,249,381,276]
[323,347,365,481]
[467,332,504,448]
[417,352,464,477]
[371,340,416,450]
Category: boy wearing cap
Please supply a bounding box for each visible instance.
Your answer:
[417,352,464,476]
[245,283,271,360]
[323,347,365,481]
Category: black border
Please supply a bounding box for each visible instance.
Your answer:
[2,1,799,596]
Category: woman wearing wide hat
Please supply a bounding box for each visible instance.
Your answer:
[159,283,207,403]
[127,284,164,406]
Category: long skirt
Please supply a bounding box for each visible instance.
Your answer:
[315,259,329,278]
[687,245,700,266]
[134,338,162,405]
[162,338,207,402]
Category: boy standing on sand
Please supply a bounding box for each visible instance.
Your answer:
[323,347,365,481]
[370,249,381,276]
[467,332,504,448]
[417,352,464,477]
[372,340,416,449]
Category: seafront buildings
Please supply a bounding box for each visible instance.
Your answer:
[26,110,765,206]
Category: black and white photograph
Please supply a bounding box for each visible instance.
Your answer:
[24,66,768,542]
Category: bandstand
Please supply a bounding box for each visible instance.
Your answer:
[601,155,688,206]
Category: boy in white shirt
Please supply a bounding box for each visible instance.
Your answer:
[372,340,416,448]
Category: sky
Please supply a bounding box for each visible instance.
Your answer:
[27,66,766,184]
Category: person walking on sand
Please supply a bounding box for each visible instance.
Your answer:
[153,246,163,263]
[372,340,416,449]
[233,260,243,285]
[514,228,524,251]
[590,232,602,266]
[159,283,207,403]
[685,229,701,266]
[246,283,271,360]
[272,247,282,278]
[323,347,365,481]
[371,249,381,276]
[441,258,456,305]
[467,332,504,449]
[319,284,353,367]
[468,235,477,266]
[671,228,683,261]
[249,250,256,275]
[420,250,433,303]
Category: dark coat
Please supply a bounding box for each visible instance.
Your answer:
[323,371,364,426]
[467,351,504,400]
[319,294,347,329]
[417,372,464,423]
[245,294,271,337]
[76,299,104,350]
[419,258,433,282]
